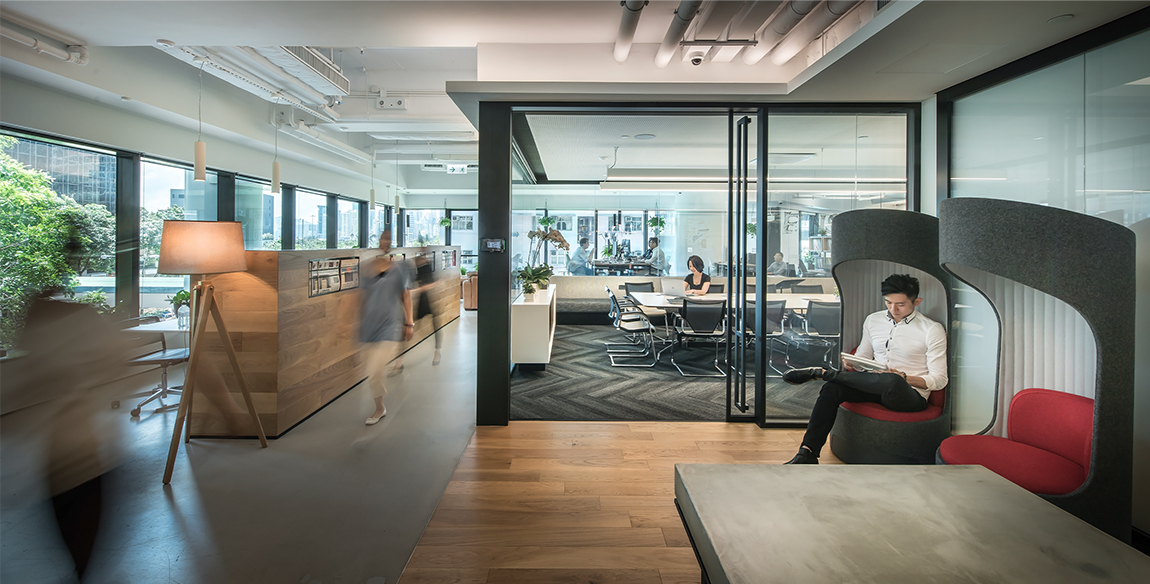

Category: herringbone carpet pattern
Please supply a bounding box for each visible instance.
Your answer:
[511,326,818,421]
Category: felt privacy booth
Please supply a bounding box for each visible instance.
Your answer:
[826,209,953,464]
[934,198,1136,543]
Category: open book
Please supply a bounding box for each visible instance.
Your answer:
[842,353,889,373]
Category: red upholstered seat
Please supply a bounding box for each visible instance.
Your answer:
[938,435,1086,495]
[842,401,942,422]
[938,388,1094,496]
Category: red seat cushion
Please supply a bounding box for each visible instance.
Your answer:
[841,401,942,422]
[939,434,1087,495]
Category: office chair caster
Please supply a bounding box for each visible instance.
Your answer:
[130,407,141,417]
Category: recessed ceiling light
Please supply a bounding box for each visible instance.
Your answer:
[857,135,868,139]
[155,39,175,47]
[1033,136,1045,141]
[1048,14,1074,24]
[339,126,349,131]
[598,155,610,161]
[634,133,656,140]
[620,135,630,139]
[121,96,133,102]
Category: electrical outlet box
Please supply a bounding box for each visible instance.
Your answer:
[375,98,408,110]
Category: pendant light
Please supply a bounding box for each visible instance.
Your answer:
[193,57,207,181]
[270,96,281,195]
[369,157,376,209]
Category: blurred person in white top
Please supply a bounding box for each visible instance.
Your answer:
[780,273,948,464]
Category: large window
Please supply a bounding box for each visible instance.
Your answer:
[337,198,359,248]
[450,210,479,271]
[295,189,328,249]
[140,159,217,317]
[235,177,281,250]
[403,209,444,246]
[1,132,117,346]
[367,204,391,248]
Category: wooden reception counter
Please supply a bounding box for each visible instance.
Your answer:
[189,246,461,437]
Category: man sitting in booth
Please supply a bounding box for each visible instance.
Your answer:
[781,274,948,464]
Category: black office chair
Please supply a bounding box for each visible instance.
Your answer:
[785,300,841,369]
[673,298,727,377]
[756,299,789,375]
[605,290,658,367]
[118,316,189,417]
[772,278,804,293]
[792,284,824,294]
[707,283,724,294]
[605,288,648,353]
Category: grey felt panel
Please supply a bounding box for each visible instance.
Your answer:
[938,197,1136,542]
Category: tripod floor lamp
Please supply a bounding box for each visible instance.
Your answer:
[157,220,267,485]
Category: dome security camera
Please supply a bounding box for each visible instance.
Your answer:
[684,47,707,66]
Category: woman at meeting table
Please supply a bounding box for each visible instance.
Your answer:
[684,255,711,295]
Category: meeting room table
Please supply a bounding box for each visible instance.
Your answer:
[628,292,837,311]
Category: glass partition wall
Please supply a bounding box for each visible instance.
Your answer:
[505,107,910,425]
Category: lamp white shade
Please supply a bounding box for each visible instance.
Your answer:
[158,220,248,275]
[271,161,281,195]
[194,140,206,181]
[369,188,375,209]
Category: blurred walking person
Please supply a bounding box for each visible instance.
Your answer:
[412,248,444,365]
[359,229,414,425]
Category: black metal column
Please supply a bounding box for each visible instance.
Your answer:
[326,195,338,249]
[115,151,140,317]
[281,184,296,250]
[217,171,236,221]
[754,110,769,428]
[359,201,369,248]
[476,102,513,426]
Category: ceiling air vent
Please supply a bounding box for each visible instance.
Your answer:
[253,46,351,96]
[876,0,892,11]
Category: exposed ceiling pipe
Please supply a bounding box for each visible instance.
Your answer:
[741,0,818,65]
[771,0,860,66]
[232,46,332,104]
[654,0,704,68]
[1,22,88,65]
[613,0,648,63]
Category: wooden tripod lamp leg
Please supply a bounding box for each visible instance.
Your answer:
[208,294,268,447]
[163,283,214,485]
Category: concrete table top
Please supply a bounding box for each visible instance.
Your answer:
[674,464,1150,584]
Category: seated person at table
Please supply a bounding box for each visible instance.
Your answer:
[684,255,711,295]
[781,274,947,464]
[567,237,592,276]
[641,237,667,276]
[767,252,789,276]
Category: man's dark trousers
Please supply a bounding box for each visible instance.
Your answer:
[801,370,927,454]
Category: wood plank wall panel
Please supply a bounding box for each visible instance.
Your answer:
[190,248,461,438]
[400,422,841,584]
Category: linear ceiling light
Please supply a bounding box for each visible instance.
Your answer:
[278,119,371,164]
[271,97,281,195]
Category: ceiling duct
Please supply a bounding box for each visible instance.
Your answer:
[614,0,648,63]
[771,0,861,65]
[743,0,818,65]
[251,46,350,96]
[654,0,704,68]
[278,118,369,164]
[1,18,88,65]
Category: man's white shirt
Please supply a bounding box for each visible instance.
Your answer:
[854,309,948,400]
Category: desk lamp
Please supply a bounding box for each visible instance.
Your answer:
[157,220,267,485]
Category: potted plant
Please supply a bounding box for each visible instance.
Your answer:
[516,264,553,301]
[439,216,451,228]
[746,223,757,237]
[647,216,665,235]
[166,289,192,328]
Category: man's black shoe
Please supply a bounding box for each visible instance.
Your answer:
[782,367,824,385]
[784,447,819,465]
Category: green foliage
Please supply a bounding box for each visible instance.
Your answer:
[745,223,757,236]
[76,290,112,313]
[1,137,82,346]
[166,289,192,310]
[461,266,467,276]
[140,206,186,270]
[515,264,553,295]
[647,216,666,234]
[262,233,282,250]
[295,237,327,250]
[338,236,360,249]
[439,216,452,227]
[537,215,557,229]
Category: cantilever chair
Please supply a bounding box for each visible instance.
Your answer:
[791,284,824,294]
[784,300,840,370]
[119,316,189,417]
[606,289,658,367]
[672,297,727,377]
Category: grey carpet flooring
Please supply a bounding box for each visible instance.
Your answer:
[511,325,819,421]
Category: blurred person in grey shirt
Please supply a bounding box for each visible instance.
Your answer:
[360,229,414,425]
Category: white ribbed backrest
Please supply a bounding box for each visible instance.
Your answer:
[948,264,1097,437]
[835,260,947,353]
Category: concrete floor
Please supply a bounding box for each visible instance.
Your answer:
[1,311,478,584]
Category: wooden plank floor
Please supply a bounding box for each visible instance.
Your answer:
[399,421,841,584]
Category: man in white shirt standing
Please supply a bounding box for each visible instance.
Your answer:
[781,274,948,464]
